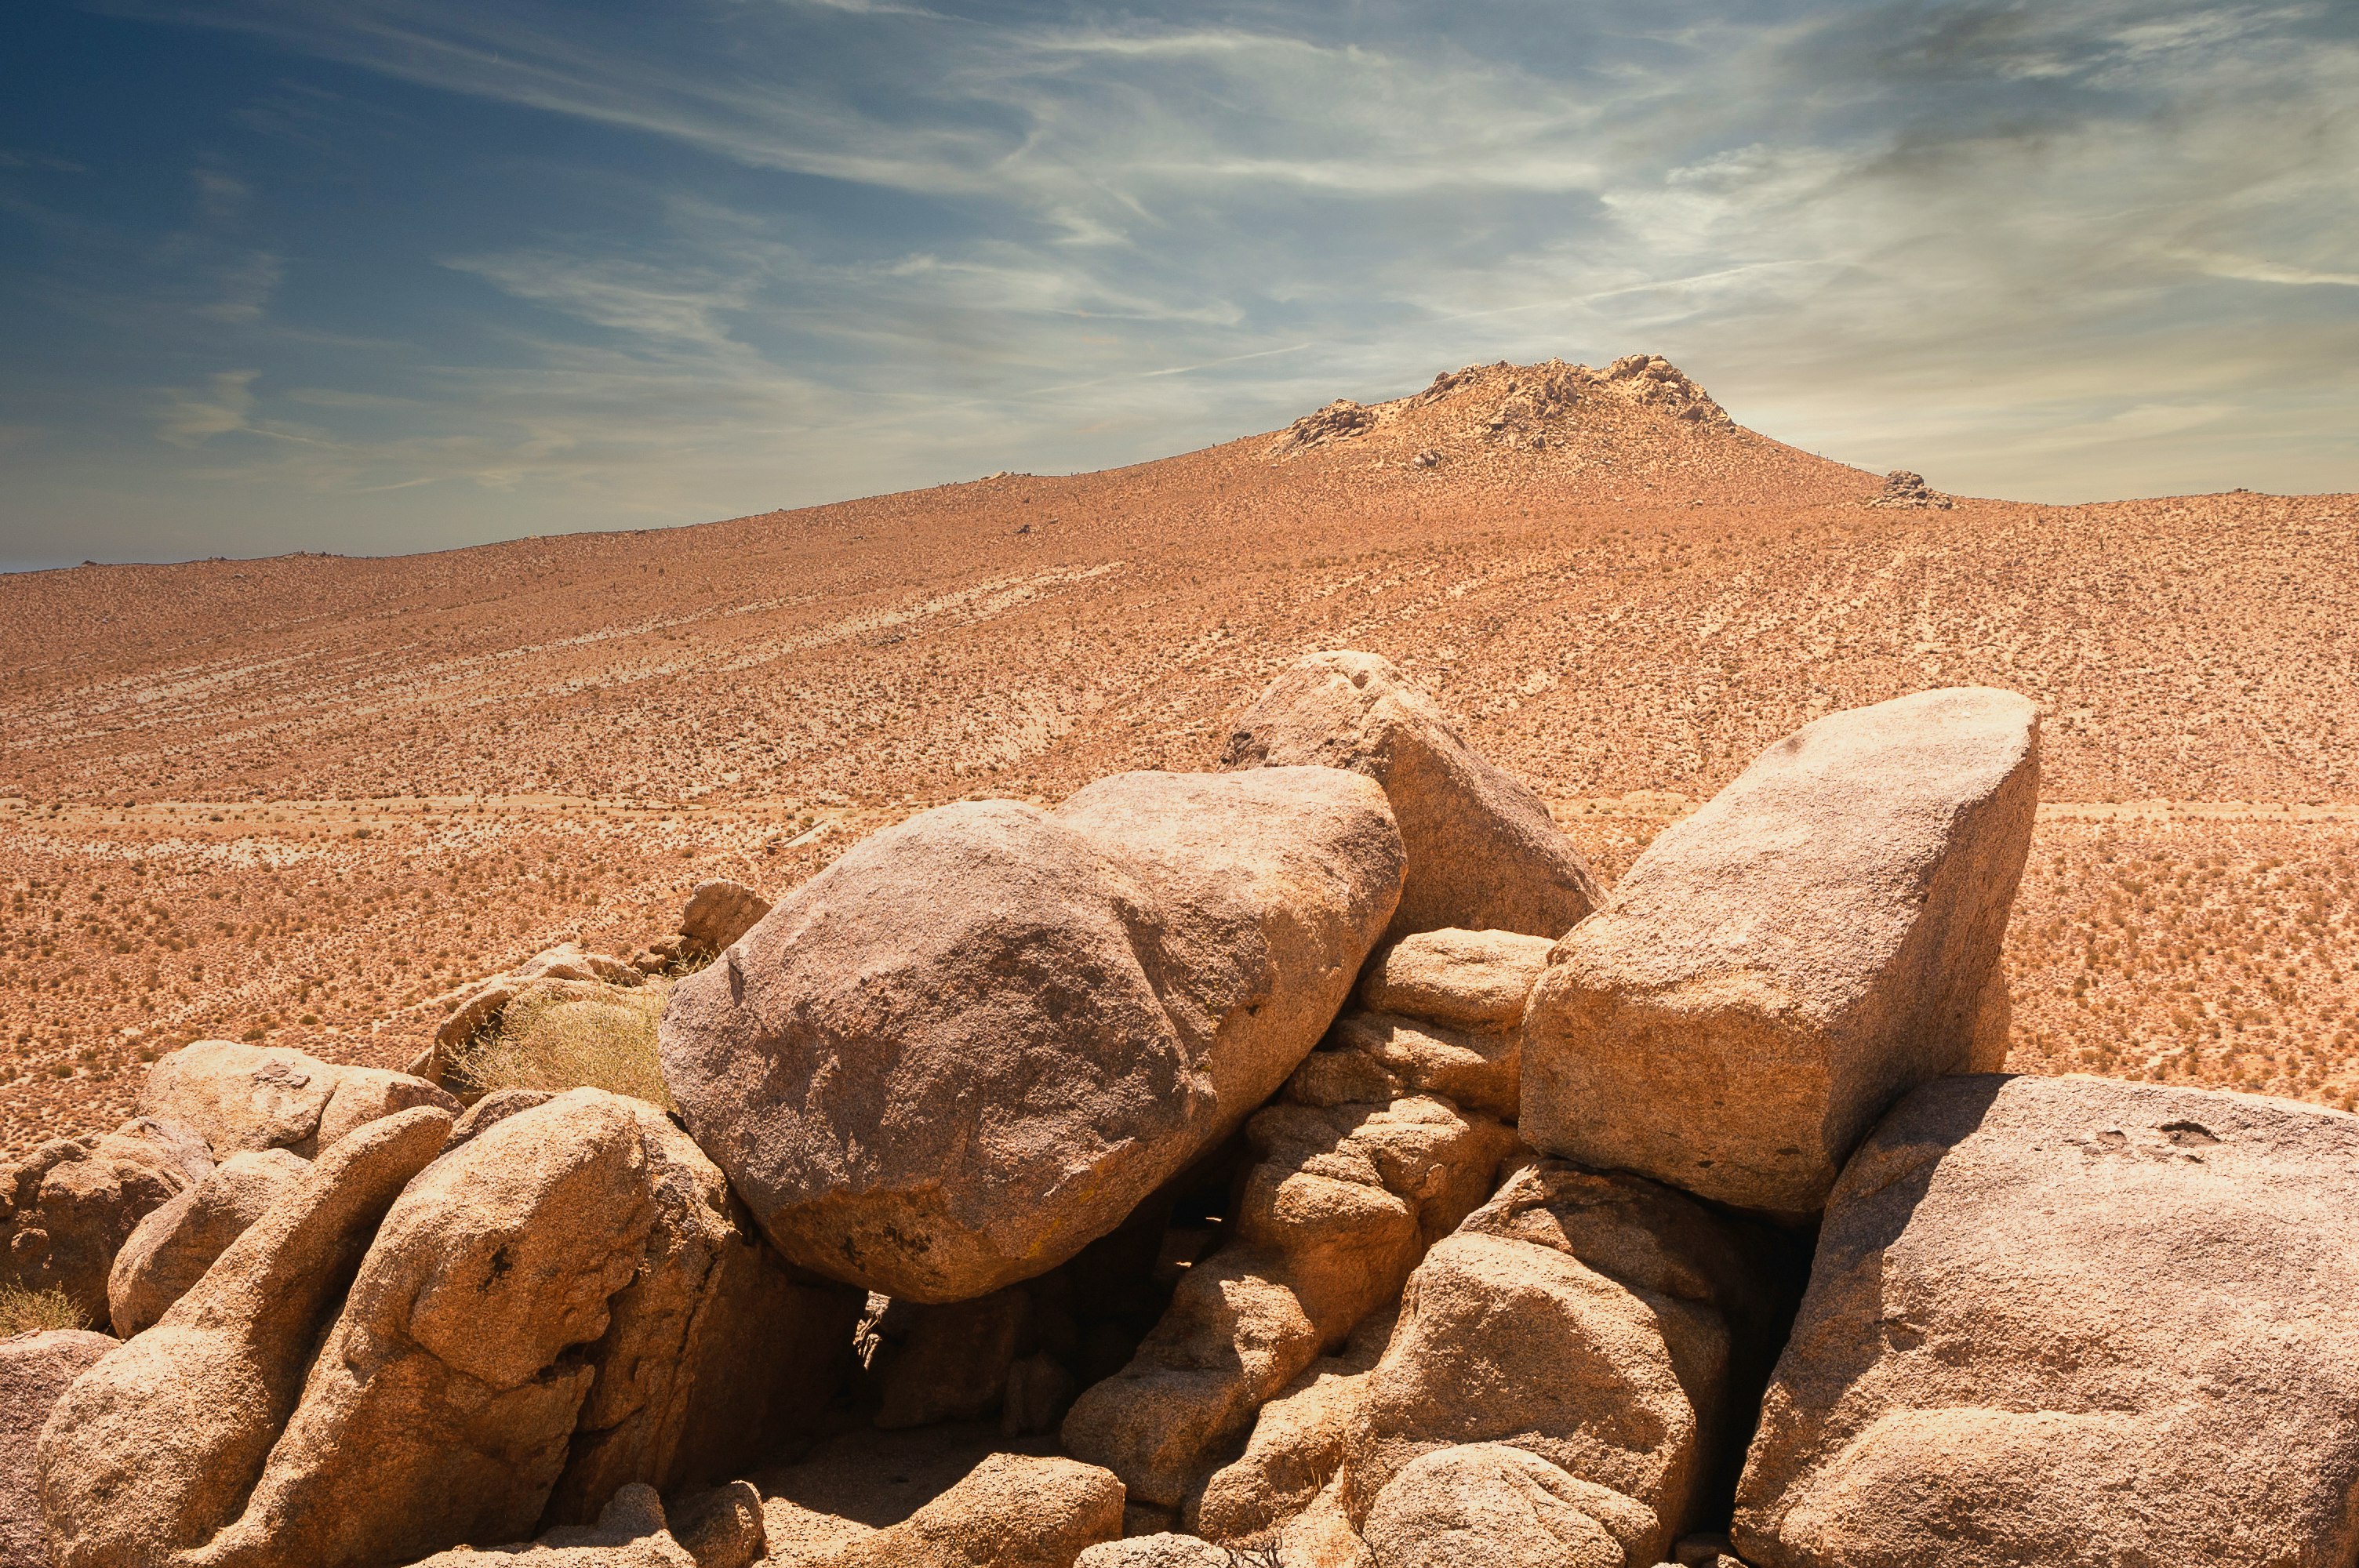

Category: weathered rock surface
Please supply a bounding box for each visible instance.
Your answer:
[756,1426,1124,1568]
[137,1040,456,1158]
[107,1147,309,1338]
[1220,651,1601,942]
[1734,1073,2359,1568]
[1065,1096,1511,1507]
[2,1116,211,1324]
[38,1105,455,1568]
[3,1329,117,1568]
[1189,1307,1394,1543]
[41,1091,856,1568]
[1522,687,2040,1214]
[1358,929,1554,1031]
[394,1485,696,1567]
[1338,1161,1781,1566]
[1359,1443,1656,1568]
[1073,1535,1230,1568]
[663,768,1404,1302]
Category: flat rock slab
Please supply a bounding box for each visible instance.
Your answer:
[1736,1073,2359,1568]
[661,768,1403,1303]
[1523,687,2038,1214]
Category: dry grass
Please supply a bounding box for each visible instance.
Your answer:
[449,980,675,1110]
[0,1281,91,1337]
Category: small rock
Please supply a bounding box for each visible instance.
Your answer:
[669,1479,767,1568]
[1074,1534,1232,1567]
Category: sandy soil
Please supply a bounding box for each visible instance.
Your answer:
[4,354,2354,1154]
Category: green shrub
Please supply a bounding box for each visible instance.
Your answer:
[0,1282,90,1337]
[450,979,674,1110]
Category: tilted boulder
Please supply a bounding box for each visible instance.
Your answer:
[2,1116,212,1324]
[1336,1161,1783,1566]
[1220,651,1601,942]
[41,1092,858,1568]
[662,768,1405,1303]
[3,1329,117,1568]
[1734,1074,2359,1568]
[138,1040,456,1158]
[107,1147,309,1338]
[39,1106,455,1568]
[1521,687,2039,1214]
[1064,1097,1512,1507]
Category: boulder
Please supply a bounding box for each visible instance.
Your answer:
[394,1485,696,1566]
[445,1087,558,1149]
[1733,1074,2359,1568]
[2,1116,212,1324]
[667,1481,767,1568]
[1359,1443,1656,1568]
[1337,1161,1783,1566]
[662,768,1405,1303]
[107,1148,309,1338]
[1219,651,1601,942]
[138,1040,456,1158]
[681,880,772,954]
[1064,1097,1512,1507]
[1294,1012,1520,1124]
[40,1092,857,1568]
[1521,687,2040,1214]
[754,1426,1124,1568]
[1358,930,1554,1031]
[38,1105,455,1568]
[3,1329,117,1568]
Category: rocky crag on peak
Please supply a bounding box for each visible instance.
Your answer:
[1269,354,1732,466]
[11,652,2359,1568]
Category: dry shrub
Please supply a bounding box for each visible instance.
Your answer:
[0,1281,90,1336]
[452,979,674,1111]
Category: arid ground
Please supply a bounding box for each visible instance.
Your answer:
[5,356,2354,1156]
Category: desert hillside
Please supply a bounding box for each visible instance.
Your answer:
[3,353,2355,1154]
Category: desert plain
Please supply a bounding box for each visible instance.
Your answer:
[3,354,2354,1159]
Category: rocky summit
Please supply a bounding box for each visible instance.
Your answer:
[9,650,2359,1568]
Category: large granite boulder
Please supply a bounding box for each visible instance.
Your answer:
[1220,652,1601,942]
[41,1092,857,1568]
[1522,687,2039,1214]
[1735,1074,2359,1568]
[662,768,1404,1303]
[107,1148,309,1338]
[2,1117,212,1324]
[3,1329,117,1568]
[138,1040,456,1158]
[1337,1161,1783,1566]
[1064,1096,1511,1506]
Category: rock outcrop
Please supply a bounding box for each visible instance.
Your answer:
[662,768,1404,1303]
[1336,1161,1782,1566]
[1065,1095,1511,1508]
[1735,1073,2359,1568]
[1522,687,2039,1214]
[38,1105,455,1568]
[2,1116,212,1324]
[138,1040,456,1158]
[1188,1308,1394,1543]
[40,1092,856,1568]
[3,1329,117,1568]
[1220,652,1600,942]
[107,1147,309,1338]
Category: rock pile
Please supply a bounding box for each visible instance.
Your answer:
[1866,470,1953,510]
[20,651,2359,1568]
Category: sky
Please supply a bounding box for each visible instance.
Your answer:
[2,1,2356,568]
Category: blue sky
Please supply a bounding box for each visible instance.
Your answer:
[3,0,2355,567]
